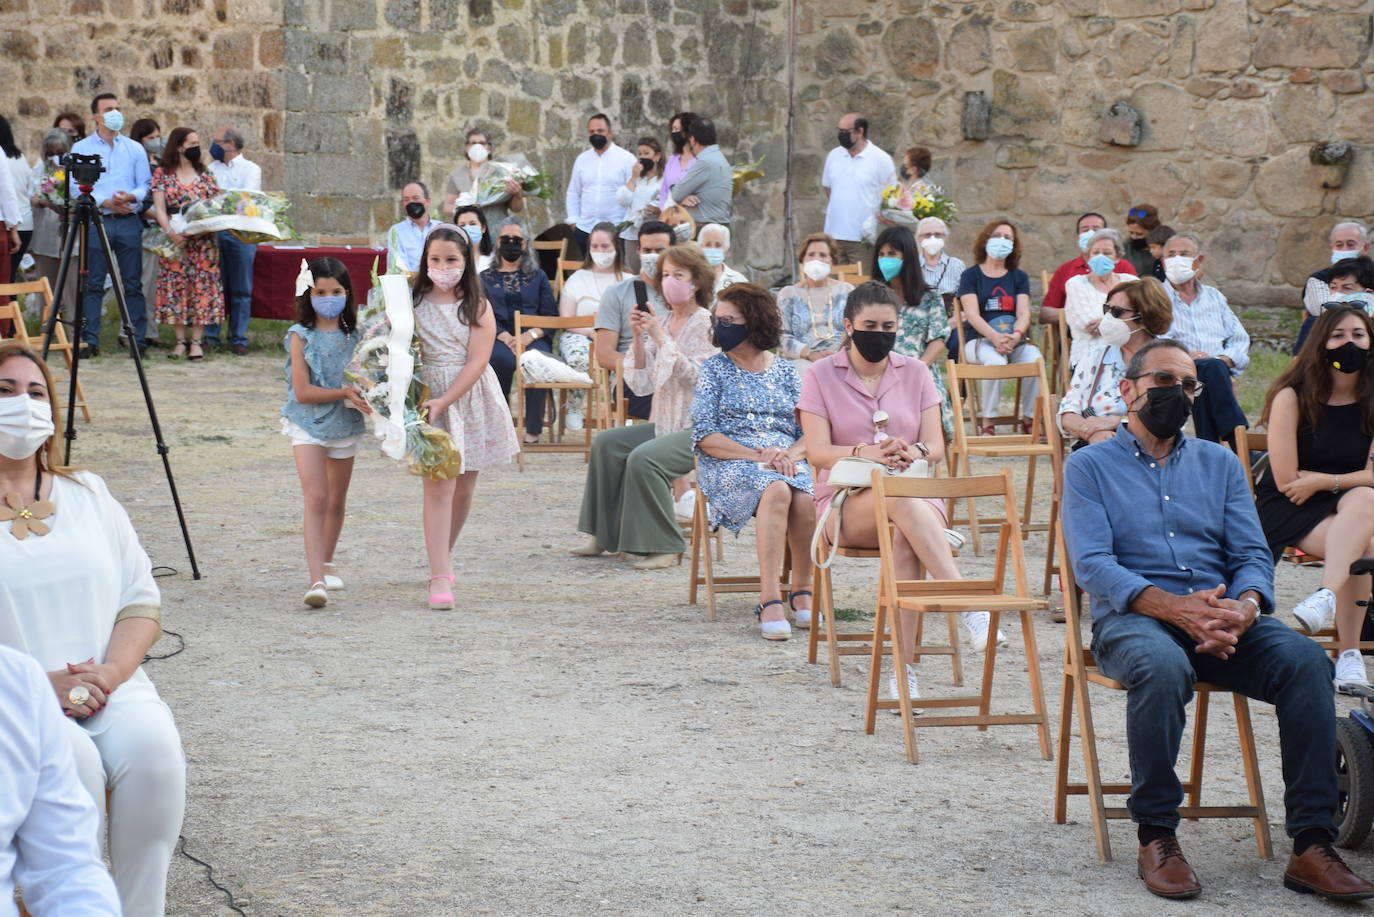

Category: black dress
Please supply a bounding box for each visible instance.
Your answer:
[1256,400,1371,562]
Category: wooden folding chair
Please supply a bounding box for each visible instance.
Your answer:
[951,319,1026,434]
[864,469,1052,764]
[687,479,784,622]
[1051,519,1274,862]
[832,262,864,282]
[0,278,92,422]
[512,314,603,469]
[533,239,568,295]
[556,258,582,296]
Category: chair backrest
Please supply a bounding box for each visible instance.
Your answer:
[1231,426,1269,497]
[833,262,863,280]
[1054,517,1093,669]
[1040,269,1051,303]
[0,278,53,345]
[514,313,597,334]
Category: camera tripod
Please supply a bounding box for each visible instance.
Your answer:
[41,157,201,579]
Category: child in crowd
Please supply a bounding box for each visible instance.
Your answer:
[281,257,371,608]
[410,227,519,609]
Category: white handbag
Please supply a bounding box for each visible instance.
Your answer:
[518,348,593,385]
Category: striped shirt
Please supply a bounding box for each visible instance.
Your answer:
[1162,281,1250,376]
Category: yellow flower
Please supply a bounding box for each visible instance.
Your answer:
[244,204,260,217]
[53,170,65,182]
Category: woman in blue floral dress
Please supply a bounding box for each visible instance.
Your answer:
[692,283,814,642]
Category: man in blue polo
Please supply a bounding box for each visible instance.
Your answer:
[70,92,151,358]
[385,181,438,275]
[1063,338,1373,902]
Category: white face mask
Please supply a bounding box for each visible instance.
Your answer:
[639,252,659,278]
[467,143,489,164]
[672,223,692,243]
[919,236,945,256]
[1097,312,1135,349]
[802,259,830,282]
[1163,255,1197,285]
[0,395,55,460]
[590,250,616,269]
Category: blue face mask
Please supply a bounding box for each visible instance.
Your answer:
[987,237,1014,260]
[1077,229,1095,252]
[877,256,903,281]
[703,247,725,266]
[712,320,750,352]
[101,109,124,132]
[209,141,226,163]
[1333,249,1359,264]
[462,224,484,247]
[1086,253,1114,276]
[311,295,347,319]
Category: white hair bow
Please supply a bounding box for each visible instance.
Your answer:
[294,259,313,295]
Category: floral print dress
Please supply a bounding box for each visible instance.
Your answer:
[895,288,953,438]
[151,168,223,326]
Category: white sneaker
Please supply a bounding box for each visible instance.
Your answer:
[885,664,920,715]
[566,410,584,431]
[959,611,1006,652]
[791,591,813,630]
[322,563,344,591]
[674,491,696,522]
[1292,588,1336,635]
[1335,650,1370,691]
[303,582,328,608]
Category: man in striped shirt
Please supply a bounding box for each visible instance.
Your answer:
[1158,232,1250,443]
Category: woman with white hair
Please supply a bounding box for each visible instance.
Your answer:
[28,129,80,318]
[915,216,966,303]
[479,217,557,444]
[1062,228,1137,369]
[698,223,748,295]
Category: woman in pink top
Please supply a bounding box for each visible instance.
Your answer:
[799,282,997,703]
[657,111,697,211]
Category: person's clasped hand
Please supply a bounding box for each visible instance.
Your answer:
[1172,585,1251,659]
[1279,470,1331,506]
[51,657,114,718]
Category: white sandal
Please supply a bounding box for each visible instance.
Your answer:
[303,582,328,608]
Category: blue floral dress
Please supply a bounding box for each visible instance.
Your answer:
[895,288,953,439]
[691,353,813,533]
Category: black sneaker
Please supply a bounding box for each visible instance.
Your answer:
[77,343,100,359]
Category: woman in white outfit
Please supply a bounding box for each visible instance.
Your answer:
[558,221,632,429]
[614,137,663,274]
[1062,228,1136,370]
[0,340,185,917]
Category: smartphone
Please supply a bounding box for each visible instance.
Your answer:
[633,280,650,313]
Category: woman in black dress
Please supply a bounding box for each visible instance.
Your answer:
[1257,304,1374,689]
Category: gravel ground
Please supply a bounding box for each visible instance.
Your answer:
[48,348,1369,916]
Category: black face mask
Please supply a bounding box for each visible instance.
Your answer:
[897,166,910,182]
[589,134,608,150]
[712,321,750,352]
[499,240,525,262]
[837,130,855,150]
[183,145,201,163]
[850,330,896,364]
[405,201,427,219]
[638,157,655,174]
[670,130,685,149]
[1326,341,1370,375]
[1134,384,1191,440]
[1128,236,1148,251]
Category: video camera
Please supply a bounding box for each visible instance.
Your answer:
[63,152,104,188]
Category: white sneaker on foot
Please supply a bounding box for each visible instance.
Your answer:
[959,611,1006,652]
[1335,650,1370,691]
[674,491,696,522]
[885,664,920,715]
[1292,588,1337,635]
[322,563,344,590]
[303,582,328,608]
[566,410,584,431]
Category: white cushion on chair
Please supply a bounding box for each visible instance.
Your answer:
[519,348,593,385]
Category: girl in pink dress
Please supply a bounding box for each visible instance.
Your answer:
[798,282,998,703]
[412,227,519,609]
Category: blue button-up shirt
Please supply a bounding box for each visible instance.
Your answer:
[69,132,151,216]
[1063,425,1274,621]
[1163,281,1251,376]
[385,217,438,274]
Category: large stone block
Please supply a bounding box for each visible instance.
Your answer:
[1198,158,1253,199]
[1254,13,1372,70]
[125,81,156,106]
[331,0,374,29]
[812,27,861,75]
[1253,147,1328,218]
[1127,82,1188,151]
[284,32,350,75]
[1196,99,1269,158]
[384,0,419,30]
[1099,100,1143,146]
[212,33,253,69]
[1113,26,1165,76]
[1335,95,1374,144]
[0,32,37,60]
[1275,217,1337,287]
[314,75,371,113]
[1269,83,1336,144]
[990,69,1055,139]
[1011,25,1057,72]
[1336,148,1374,217]
[882,16,939,80]
[259,32,283,68]
[1193,2,1250,73]
[1167,14,1194,80]
[507,97,541,137]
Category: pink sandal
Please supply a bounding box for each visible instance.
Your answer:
[428,574,455,610]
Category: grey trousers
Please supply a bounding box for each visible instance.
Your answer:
[578,425,694,555]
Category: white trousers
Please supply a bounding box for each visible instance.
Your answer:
[63,701,186,917]
[963,339,1043,420]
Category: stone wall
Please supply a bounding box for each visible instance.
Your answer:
[3,0,1372,306]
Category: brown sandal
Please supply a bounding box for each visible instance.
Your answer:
[188,340,204,361]
[169,338,187,359]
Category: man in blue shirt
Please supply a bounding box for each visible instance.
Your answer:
[385,181,437,275]
[69,93,152,357]
[1064,338,1373,902]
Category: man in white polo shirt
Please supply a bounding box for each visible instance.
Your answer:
[206,126,262,354]
[821,112,895,267]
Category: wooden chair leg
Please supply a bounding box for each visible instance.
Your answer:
[1022,608,1052,760]
[945,612,964,686]
[823,567,844,688]
[1076,673,1114,861]
[700,493,718,622]
[889,602,919,764]
[1233,693,1274,859]
[976,609,998,731]
[1186,690,1210,817]
[961,450,982,555]
[1054,669,1073,825]
[688,490,703,608]
[864,598,886,736]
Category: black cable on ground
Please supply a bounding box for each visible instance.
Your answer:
[177,835,249,916]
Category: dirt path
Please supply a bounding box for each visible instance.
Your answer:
[53,349,1363,916]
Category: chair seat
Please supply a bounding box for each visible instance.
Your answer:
[895,594,1049,613]
[965,443,1057,457]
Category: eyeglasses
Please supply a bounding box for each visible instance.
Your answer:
[1128,208,1150,219]
[1127,370,1204,395]
[1102,304,1138,320]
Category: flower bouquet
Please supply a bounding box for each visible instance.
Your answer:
[141,224,181,261]
[172,190,302,244]
[470,162,554,209]
[346,274,463,480]
[864,182,957,241]
[731,155,766,197]
[37,164,69,208]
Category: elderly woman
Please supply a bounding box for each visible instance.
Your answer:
[1057,277,1172,449]
[873,225,952,438]
[28,129,79,320]
[698,222,748,295]
[799,283,997,702]
[1063,228,1138,369]
[559,221,632,430]
[915,216,965,305]
[441,127,527,229]
[572,244,717,569]
[479,217,557,444]
[0,340,184,917]
[958,218,1041,435]
[694,283,814,641]
[1259,305,1374,690]
[778,232,854,369]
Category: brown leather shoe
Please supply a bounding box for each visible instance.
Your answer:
[1138,836,1202,899]
[1284,843,1374,901]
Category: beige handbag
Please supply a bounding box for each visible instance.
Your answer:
[809,456,930,569]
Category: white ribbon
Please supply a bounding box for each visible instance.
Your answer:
[376,274,415,461]
[294,259,313,295]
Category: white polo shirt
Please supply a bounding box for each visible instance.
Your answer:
[208,154,262,192]
[821,141,896,242]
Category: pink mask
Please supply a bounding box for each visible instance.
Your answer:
[428,267,464,291]
[661,275,696,305]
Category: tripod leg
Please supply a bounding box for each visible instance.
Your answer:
[89,217,203,580]
[40,208,85,361]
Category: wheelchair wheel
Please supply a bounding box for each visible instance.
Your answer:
[1336,718,1374,849]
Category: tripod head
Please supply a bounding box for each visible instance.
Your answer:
[63,152,103,197]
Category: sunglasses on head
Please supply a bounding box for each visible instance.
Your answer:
[1128,369,1204,396]
[1322,299,1370,311]
[1128,208,1150,219]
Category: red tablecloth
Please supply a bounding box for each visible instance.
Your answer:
[251,246,387,320]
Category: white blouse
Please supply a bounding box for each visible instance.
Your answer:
[1064,272,1132,369]
[0,472,163,737]
[563,268,632,318]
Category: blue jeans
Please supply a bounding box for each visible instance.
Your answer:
[1191,357,1247,443]
[1091,610,1337,838]
[205,232,256,348]
[81,214,147,346]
